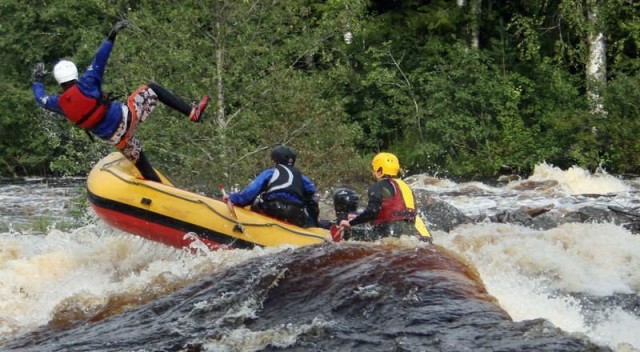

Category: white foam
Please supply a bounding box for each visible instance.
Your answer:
[439,222,640,350]
[529,163,630,195]
[202,317,334,352]
[0,223,284,338]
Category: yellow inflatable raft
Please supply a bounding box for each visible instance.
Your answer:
[87,152,331,250]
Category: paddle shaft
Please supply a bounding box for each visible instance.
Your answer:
[220,186,239,219]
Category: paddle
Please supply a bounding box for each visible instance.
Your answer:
[415,216,433,243]
[329,224,343,242]
[219,184,244,233]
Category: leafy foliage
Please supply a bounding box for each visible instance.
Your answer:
[2,0,640,187]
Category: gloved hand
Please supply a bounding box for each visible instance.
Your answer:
[31,62,48,82]
[108,19,131,41]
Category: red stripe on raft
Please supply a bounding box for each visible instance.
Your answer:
[91,204,226,251]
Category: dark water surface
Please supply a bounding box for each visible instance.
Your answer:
[1,243,607,352]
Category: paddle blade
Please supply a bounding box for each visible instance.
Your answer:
[329,224,343,242]
[415,216,432,243]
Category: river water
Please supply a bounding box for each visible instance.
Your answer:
[0,164,639,351]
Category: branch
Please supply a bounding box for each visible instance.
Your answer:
[282,118,313,145]
[388,50,422,137]
[389,51,411,89]
[221,108,243,129]
[237,145,270,163]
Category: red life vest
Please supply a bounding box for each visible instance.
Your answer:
[58,84,108,129]
[372,178,417,224]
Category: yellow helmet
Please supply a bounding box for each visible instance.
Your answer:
[371,152,400,176]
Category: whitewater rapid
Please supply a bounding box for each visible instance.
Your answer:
[0,163,638,351]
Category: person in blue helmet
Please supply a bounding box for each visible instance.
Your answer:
[31,20,209,182]
[223,146,320,228]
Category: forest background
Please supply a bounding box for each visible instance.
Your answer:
[2,0,640,194]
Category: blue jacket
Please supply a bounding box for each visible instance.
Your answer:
[229,167,316,207]
[32,40,124,140]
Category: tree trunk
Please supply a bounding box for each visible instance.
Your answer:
[216,21,226,128]
[458,0,481,49]
[470,0,481,49]
[586,0,607,116]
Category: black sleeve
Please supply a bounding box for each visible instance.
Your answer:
[348,181,384,226]
[107,30,117,42]
[305,194,320,226]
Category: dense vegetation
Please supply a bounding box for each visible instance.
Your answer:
[2,0,640,192]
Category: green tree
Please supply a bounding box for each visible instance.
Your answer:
[111,0,366,190]
[3,0,640,182]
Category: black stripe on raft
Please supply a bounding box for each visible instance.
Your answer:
[87,190,256,249]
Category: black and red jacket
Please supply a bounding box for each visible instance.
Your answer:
[349,177,417,226]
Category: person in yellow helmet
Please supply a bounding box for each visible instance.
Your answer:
[339,152,431,242]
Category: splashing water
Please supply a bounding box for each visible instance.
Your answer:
[1,162,639,351]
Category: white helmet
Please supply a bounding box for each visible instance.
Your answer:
[53,60,78,84]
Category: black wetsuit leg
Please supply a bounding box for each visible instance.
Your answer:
[135,150,161,182]
[148,82,191,116]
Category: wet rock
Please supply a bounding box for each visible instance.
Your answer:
[419,200,640,235]
[421,200,473,232]
[510,179,559,191]
[607,206,640,234]
[497,174,521,183]
[562,206,614,224]
[414,188,437,206]
[530,212,564,230]
[405,174,441,186]
[523,205,554,217]
[490,209,532,226]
